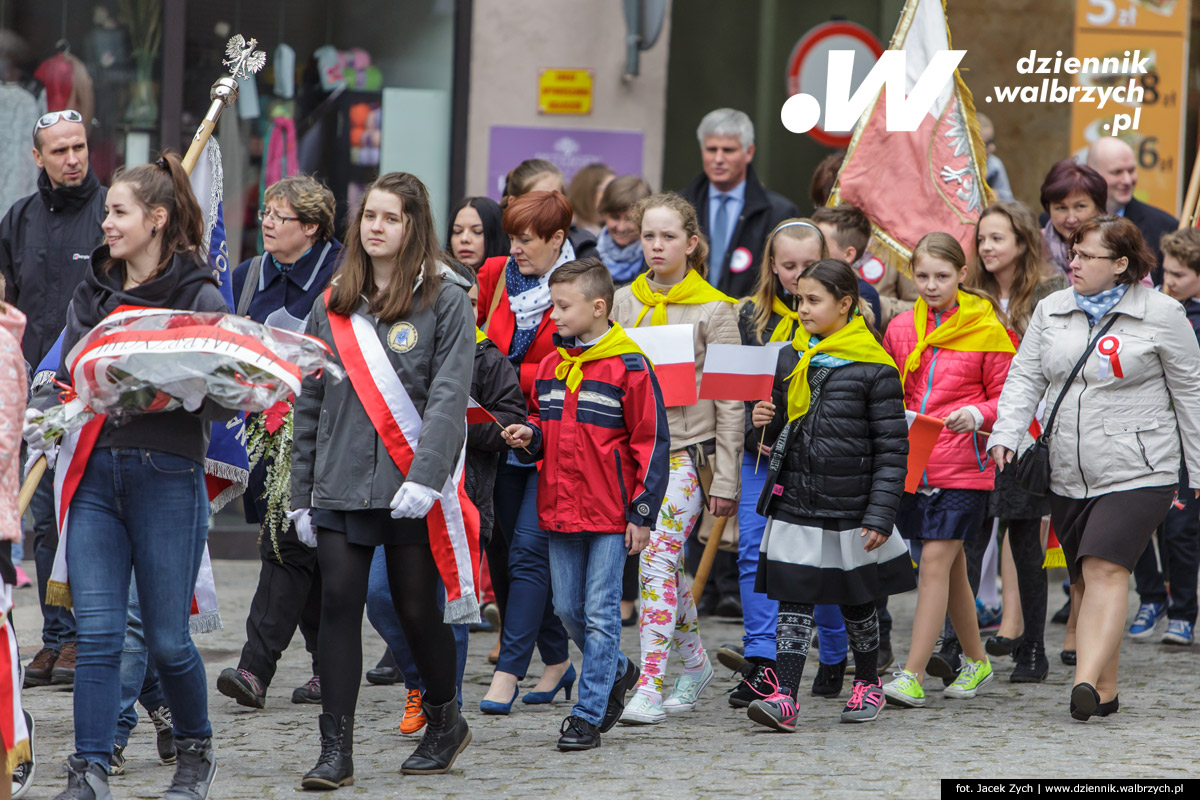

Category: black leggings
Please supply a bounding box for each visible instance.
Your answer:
[1003,518,1048,645]
[776,601,879,695]
[316,531,458,719]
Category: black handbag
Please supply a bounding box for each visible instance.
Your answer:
[1014,317,1117,496]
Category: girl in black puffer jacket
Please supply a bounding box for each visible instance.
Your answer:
[744,260,915,731]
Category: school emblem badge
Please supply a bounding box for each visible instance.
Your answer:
[387,321,418,353]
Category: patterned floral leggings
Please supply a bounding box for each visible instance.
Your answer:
[635,450,707,698]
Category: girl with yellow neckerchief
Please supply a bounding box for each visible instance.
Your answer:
[743,259,913,731]
[732,219,857,707]
[610,192,742,724]
[879,232,1016,711]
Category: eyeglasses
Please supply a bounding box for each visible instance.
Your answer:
[35,110,84,130]
[1068,249,1119,263]
[258,208,300,224]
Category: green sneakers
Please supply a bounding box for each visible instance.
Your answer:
[882,670,926,708]
[944,656,993,699]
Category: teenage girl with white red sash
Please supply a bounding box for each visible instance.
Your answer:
[290,172,477,787]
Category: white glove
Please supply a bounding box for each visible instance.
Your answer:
[287,508,316,547]
[389,482,441,519]
[23,408,59,471]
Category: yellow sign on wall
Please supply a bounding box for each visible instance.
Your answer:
[538,69,593,115]
[1069,0,1190,213]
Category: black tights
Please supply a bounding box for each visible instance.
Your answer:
[776,601,879,695]
[316,531,458,719]
[1004,518,1048,645]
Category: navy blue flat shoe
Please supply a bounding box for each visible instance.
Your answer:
[523,665,576,704]
[480,685,519,715]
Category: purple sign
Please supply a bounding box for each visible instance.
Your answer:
[487,125,645,200]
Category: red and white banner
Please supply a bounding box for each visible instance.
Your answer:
[699,343,783,402]
[326,306,480,624]
[905,410,945,493]
[830,0,991,264]
[625,323,696,407]
[1,582,30,772]
[467,397,498,426]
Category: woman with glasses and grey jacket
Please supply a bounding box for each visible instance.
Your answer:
[987,215,1200,721]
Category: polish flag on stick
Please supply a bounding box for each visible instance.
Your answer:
[699,343,782,402]
[625,323,697,407]
[904,410,944,493]
[467,397,497,426]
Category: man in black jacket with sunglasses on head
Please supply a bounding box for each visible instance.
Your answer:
[0,108,107,690]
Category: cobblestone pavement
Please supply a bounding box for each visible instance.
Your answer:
[12,560,1200,799]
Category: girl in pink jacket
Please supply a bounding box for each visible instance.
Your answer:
[879,233,1015,709]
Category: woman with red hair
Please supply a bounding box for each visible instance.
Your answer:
[475,191,579,716]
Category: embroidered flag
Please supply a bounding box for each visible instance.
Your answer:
[904,410,945,493]
[829,0,992,271]
[467,397,498,426]
[624,323,696,407]
[190,136,250,512]
[699,343,784,402]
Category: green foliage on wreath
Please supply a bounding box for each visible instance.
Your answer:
[245,405,293,562]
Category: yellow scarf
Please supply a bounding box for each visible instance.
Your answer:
[769,296,800,343]
[630,270,734,326]
[786,315,898,421]
[475,327,488,344]
[901,290,1015,388]
[554,321,646,392]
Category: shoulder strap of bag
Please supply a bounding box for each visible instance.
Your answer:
[236,256,263,317]
[481,269,505,334]
[1040,316,1118,439]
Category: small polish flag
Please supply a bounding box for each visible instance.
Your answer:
[904,410,944,493]
[467,397,497,426]
[625,323,696,407]
[699,343,783,402]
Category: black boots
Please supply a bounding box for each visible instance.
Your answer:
[1010,639,1050,683]
[301,713,354,789]
[400,698,471,775]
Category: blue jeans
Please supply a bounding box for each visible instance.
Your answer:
[365,546,468,704]
[116,582,169,747]
[67,448,211,766]
[548,530,629,727]
[30,471,77,649]
[814,604,848,664]
[495,470,569,678]
[736,453,778,660]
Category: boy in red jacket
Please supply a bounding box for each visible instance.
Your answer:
[503,257,669,752]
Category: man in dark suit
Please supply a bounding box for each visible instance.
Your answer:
[680,109,798,298]
[1088,137,1177,282]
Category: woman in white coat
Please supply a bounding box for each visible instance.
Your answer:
[988,216,1200,721]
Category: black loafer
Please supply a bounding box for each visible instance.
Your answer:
[985,634,1024,658]
[1070,682,1100,721]
[600,660,639,733]
[1060,649,1076,666]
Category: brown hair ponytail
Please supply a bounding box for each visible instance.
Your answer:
[106,149,207,280]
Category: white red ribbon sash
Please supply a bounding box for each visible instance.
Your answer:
[325,307,480,625]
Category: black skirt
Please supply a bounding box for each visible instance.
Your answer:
[312,508,428,547]
[1048,485,1176,583]
[755,512,916,606]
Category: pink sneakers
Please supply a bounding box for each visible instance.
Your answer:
[745,668,799,733]
[841,678,885,723]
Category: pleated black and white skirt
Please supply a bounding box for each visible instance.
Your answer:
[755,512,917,606]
